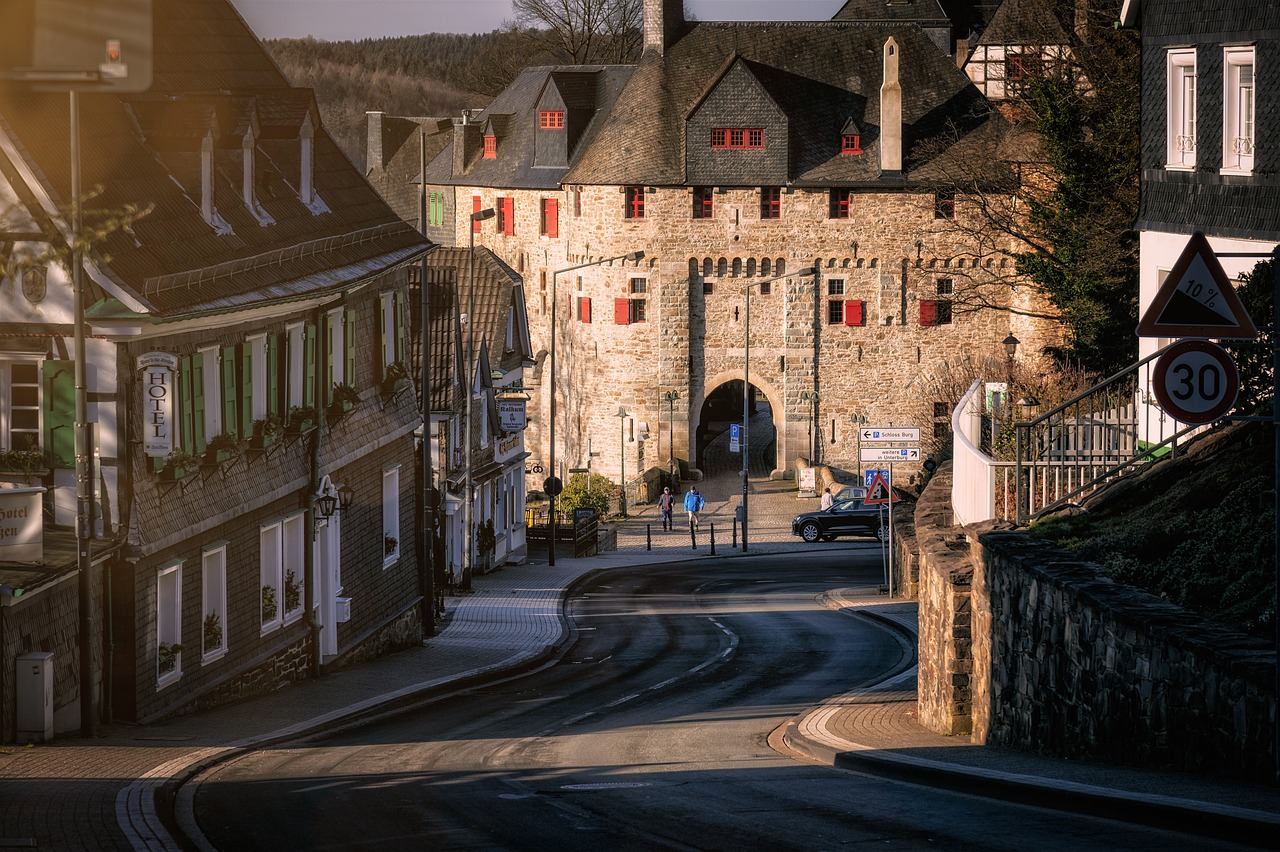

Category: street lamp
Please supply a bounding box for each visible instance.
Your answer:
[548,249,645,566]
[616,406,628,516]
[799,390,819,464]
[462,207,495,591]
[662,390,680,471]
[741,266,817,552]
[850,412,868,480]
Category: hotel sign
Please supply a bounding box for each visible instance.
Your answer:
[0,487,44,562]
[138,352,177,457]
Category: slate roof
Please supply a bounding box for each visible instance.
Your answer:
[423,65,635,189]
[0,0,431,320]
[424,247,529,412]
[830,0,952,27]
[563,22,1004,187]
[977,0,1070,46]
[369,115,454,225]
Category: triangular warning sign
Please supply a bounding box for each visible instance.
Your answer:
[863,471,899,505]
[1137,232,1258,339]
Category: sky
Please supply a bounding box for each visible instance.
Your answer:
[230,0,848,41]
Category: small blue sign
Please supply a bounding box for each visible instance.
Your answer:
[865,469,890,488]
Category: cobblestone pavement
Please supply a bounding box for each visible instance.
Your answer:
[2,421,1277,849]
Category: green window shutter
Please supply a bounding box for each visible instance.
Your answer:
[191,355,207,453]
[266,335,280,419]
[42,359,75,469]
[303,322,317,410]
[239,343,253,438]
[221,345,237,438]
[394,290,407,364]
[344,306,356,387]
[178,355,194,454]
[322,314,334,406]
[375,299,386,383]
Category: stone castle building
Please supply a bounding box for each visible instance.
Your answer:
[376,0,1064,494]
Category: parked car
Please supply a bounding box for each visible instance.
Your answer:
[833,485,867,502]
[792,498,887,543]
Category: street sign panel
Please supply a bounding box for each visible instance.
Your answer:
[729,423,740,453]
[864,469,889,488]
[1152,339,1239,425]
[1137,232,1258,339]
[861,427,921,443]
[861,446,921,462]
[864,471,900,504]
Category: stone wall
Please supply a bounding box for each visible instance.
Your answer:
[914,461,1277,780]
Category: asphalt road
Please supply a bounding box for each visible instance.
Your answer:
[186,551,1257,851]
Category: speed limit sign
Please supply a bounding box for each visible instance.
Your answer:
[1152,340,1239,425]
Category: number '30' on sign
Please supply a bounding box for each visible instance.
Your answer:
[1152,340,1239,425]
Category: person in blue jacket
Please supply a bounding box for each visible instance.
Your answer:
[683,485,705,528]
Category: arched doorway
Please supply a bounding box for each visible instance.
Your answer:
[696,380,777,479]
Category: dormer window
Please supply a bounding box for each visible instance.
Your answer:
[841,134,862,155]
[484,134,497,159]
[539,110,564,129]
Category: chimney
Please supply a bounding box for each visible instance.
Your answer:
[200,131,214,225]
[300,112,315,206]
[643,0,685,56]
[366,110,384,173]
[879,38,902,176]
[452,115,482,177]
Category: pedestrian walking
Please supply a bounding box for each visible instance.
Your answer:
[658,485,675,530]
[684,485,704,529]
[820,487,834,511]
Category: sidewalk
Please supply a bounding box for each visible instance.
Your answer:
[1,483,1276,850]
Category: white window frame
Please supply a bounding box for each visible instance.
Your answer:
[1167,49,1197,169]
[200,346,221,438]
[201,543,228,662]
[383,465,401,567]
[1222,46,1255,174]
[260,520,284,634]
[157,561,183,686]
[0,357,43,452]
[282,512,306,623]
[248,334,268,420]
[286,323,305,408]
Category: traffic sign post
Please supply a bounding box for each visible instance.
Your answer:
[1152,340,1240,425]
[729,422,740,453]
[1137,232,1258,339]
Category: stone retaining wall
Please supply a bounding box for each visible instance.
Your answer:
[915,460,1276,780]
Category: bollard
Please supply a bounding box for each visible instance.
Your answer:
[646,523,652,551]
[690,518,697,550]
[710,523,716,555]
[732,517,738,549]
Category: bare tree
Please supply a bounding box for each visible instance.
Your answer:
[510,0,643,65]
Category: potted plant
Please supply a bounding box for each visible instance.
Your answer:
[476,519,496,573]
[159,448,199,482]
[250,415,282,450]
[381,360,410,396]
[384,533,398,558]
[203,432,238,466]
[261,584,278,624]
[0,444,48,484]
[158,641,182,676]
[286,405,316,435]
[202,612,222,654]
[284,569,301,614]
[328,382,360,417]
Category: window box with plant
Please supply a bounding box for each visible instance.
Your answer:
[160,448,199,482]
[202,611,223,655]
[250,415,281,450]
[328,382,360,418]
[0,445,49,483]
[203,432,238,466]
[381,361,410,396]
[286,406,316,436]
[158,641,183,677]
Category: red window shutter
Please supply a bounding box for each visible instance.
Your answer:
[579,297,591,323]
[547,199,558,238]
[502,197,515,235]
[614,298,631,325]
[920,299,938,327]
[483,135,496,158]
[843,300,864,326]
[472,196,482,233]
